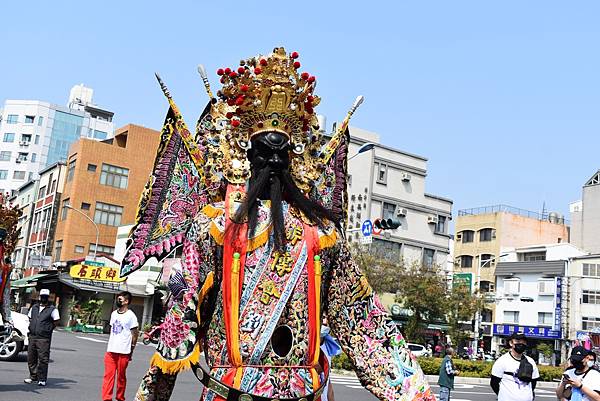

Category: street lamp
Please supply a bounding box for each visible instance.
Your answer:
[65,205,99,261]
[472,253,509,352]
[348,142,376,161]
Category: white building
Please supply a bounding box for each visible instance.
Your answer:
[571,170,600,254]
[0,84,114,195]
[346,127,453,269]
[566,254,600,344]
[493,243,587,363]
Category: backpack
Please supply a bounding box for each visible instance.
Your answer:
[504,356,534,383]
[516,357,534,382]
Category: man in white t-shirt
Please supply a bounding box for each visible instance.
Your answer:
[556,346,600,401]
[101,291,139,401]
[490,332,540,401]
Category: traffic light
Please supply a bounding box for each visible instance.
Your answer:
[374,218,401,230]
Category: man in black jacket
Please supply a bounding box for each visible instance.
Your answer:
[24,289,60,387]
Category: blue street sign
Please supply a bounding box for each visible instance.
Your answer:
[361,220,373,237]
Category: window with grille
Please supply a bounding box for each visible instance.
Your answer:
[479,228,496,242]
[461,230,474,243]
[100,163,129,189]
[538,280,555,296]
[582,316,600,330]
[480,254,495,268]
[376,163,387,184]
[61,199,70,220]
[90,244,115,254]
[538,312,553,326]
[504,311,519,324]
[94,201,123,226]
[460,255,473,268]
[504,279,520,295]
[67,159,76,181]
[583,290,600,304]
[382,202,395,219]
[583,264,600,277]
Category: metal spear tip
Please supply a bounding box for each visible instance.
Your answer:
[352,95,364,111]
[197,64,207,79]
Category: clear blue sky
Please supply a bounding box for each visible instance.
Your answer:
[2,1,598,217]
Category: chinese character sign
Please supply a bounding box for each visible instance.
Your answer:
[69,265,126,282]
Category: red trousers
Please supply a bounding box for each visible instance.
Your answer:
[102,352,130,401]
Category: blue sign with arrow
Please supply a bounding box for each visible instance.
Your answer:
[361,220,373,237]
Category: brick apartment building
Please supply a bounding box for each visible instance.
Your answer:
[53,125,160,262]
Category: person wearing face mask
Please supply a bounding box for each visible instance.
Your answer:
[102,291,139,401]
[556,347,600,401]
[24,288,60,387]
[490,332,540,401]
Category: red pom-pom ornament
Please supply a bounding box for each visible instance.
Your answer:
[240,84,249,92]
[224,68,231,74]
[229,71,237,78]
[259,59,268,66]
[300,72,310,80]
[237,67,245,74]
[291,51,299,59]
[231,119,241,127]
[217,68,224,76]
[293,61,301,69]
[254,67,262,74]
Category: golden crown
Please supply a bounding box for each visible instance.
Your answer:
[197,47,324,190]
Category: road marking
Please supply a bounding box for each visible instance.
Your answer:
[76,336,107,343]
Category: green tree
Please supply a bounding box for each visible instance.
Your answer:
[446,284,483,346]
[350,243,403,294]
[395,262,448,343]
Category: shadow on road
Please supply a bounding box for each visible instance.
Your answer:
[0,377,77,393]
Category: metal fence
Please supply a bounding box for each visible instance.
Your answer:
[457,204,570,225]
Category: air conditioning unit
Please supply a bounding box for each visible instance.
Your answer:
[427,215,438,224]
[396,208,407,217]
[19,141,29,146]
[401,172,411,182]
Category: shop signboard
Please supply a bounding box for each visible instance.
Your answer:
[69,264,126,282]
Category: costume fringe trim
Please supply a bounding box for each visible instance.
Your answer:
[196,271,215,323]
[246,225,272,252]
[319,230,337,250]
[209,223,224,245]
[150,342,200,375]
[202,204,224,218]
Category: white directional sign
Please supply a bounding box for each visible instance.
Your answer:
[361,220,373,237]
[360,236,373,245]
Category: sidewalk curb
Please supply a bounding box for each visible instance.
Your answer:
[424,375,557,388]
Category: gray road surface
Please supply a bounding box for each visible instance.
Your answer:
[0,330,560,401]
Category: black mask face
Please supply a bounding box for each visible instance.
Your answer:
[231,131,339,251]
[513,343,527,354]
[40,295,49,304]
[116,300,123,308]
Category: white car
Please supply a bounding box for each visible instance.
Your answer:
[406,343,431,357]
[0,311,29,361]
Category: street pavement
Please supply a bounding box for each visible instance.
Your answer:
[0,330,560,401]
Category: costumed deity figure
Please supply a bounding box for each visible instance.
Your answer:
[121,48,435,401]
[0,193,22,329]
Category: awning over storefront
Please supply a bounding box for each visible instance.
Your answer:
[58,273,151,297]
[11,273,51,289]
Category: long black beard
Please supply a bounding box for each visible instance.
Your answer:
[230,167,339,251]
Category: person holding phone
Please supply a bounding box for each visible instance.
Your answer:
[556,346,600,401]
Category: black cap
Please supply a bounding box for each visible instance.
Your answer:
[509,332,527,341]
[570,346,588,362]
